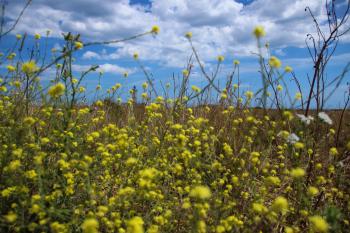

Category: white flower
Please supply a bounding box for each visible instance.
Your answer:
[286,133,300,144]
[296,114,314,125]
[318,112,333,125]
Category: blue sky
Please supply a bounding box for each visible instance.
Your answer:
[1,0,350,108]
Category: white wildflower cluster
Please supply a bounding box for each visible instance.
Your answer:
[277,131,300,144]
[318,112,333,125]
[296,114,314,125]
[286,133,300,144]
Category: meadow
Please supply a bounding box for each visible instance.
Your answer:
[0,2,350,233]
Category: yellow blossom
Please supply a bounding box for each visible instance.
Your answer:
[308,186,319,196]
[189,186,212,200]
[245,91,254,99]
[182,69,189,77]
[7,65,16,72]
[22,61,38,74]
[294,142,305,149]
[81,218,99,233]
[133,53,139,60]
[74,41,84,50]
[151,25,160,35]
[217,55,224,62]
[285,66,293,73]
[253,26,266,38]
[309,216,329,233]
[126,216,144,233]
[48,83,65,98]
[271,196,288,214]
[269,56,282,68]
[290,167,305,178]
[4,211,17,223]
[329,147,338,156]
[295,92,302,100]
[185,32,192,39]
[252,203,267,214]
[277,85,283,91]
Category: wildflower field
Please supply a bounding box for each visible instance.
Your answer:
[1,1,350,233]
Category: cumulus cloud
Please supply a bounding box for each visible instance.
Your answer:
[82,51,101,60]
[4,0,349,68]
[73,64,135,75]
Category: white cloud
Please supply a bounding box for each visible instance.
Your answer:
[82,51,101,60]
[98,63,135,74]
[73,64,135,75]
[4,0,350,68]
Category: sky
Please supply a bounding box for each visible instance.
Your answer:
[1,0,350,108]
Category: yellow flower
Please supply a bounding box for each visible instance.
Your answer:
[189,185,212,200]
[285,66,293,73]
[0,86,7,92]
[126,216,144,233]
[277,85,283,91]
[197,220,206,233]
[182,69,189,77]
[294,142,304,149]
[7,52,16,60]
[23,116,36,126]
[217,55,224,62]
[253,26,266,38]
[295,92,302,100]
[147,225,159,233]
[22,61,38,74]
[269,56,282,68]
[142,82,148,89]
[308,186,319,196]
[265,176,281,186]
[234,59,240,65]
[252,203,267,214]
[34,33,41,40]
[151,25,160,35]
[51,222,67,233]
[284,227,294,233]
[48,83,65,98]
[133,53,139,60]
[123,72,129,78]
[126,157,138,166]
[290,167,305,178]
[191,85,201,93]
[141,92,148,99]
[216,225,225,233]
[329,147,338,156]
[7,65,16,72]
[4,211,17,223]
[309,216,329,233]
[271,196,288,214]
[8,160,21,171]
[81,218,99,233]
[245,91,254,99]
[25,170,38,180]
[74,41,84,50]
[185,32,192,39]
[16,34,22,40]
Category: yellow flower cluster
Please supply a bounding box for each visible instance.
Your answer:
[48,83,65,98]
[0,91,346,232]
[0,22,347,233]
